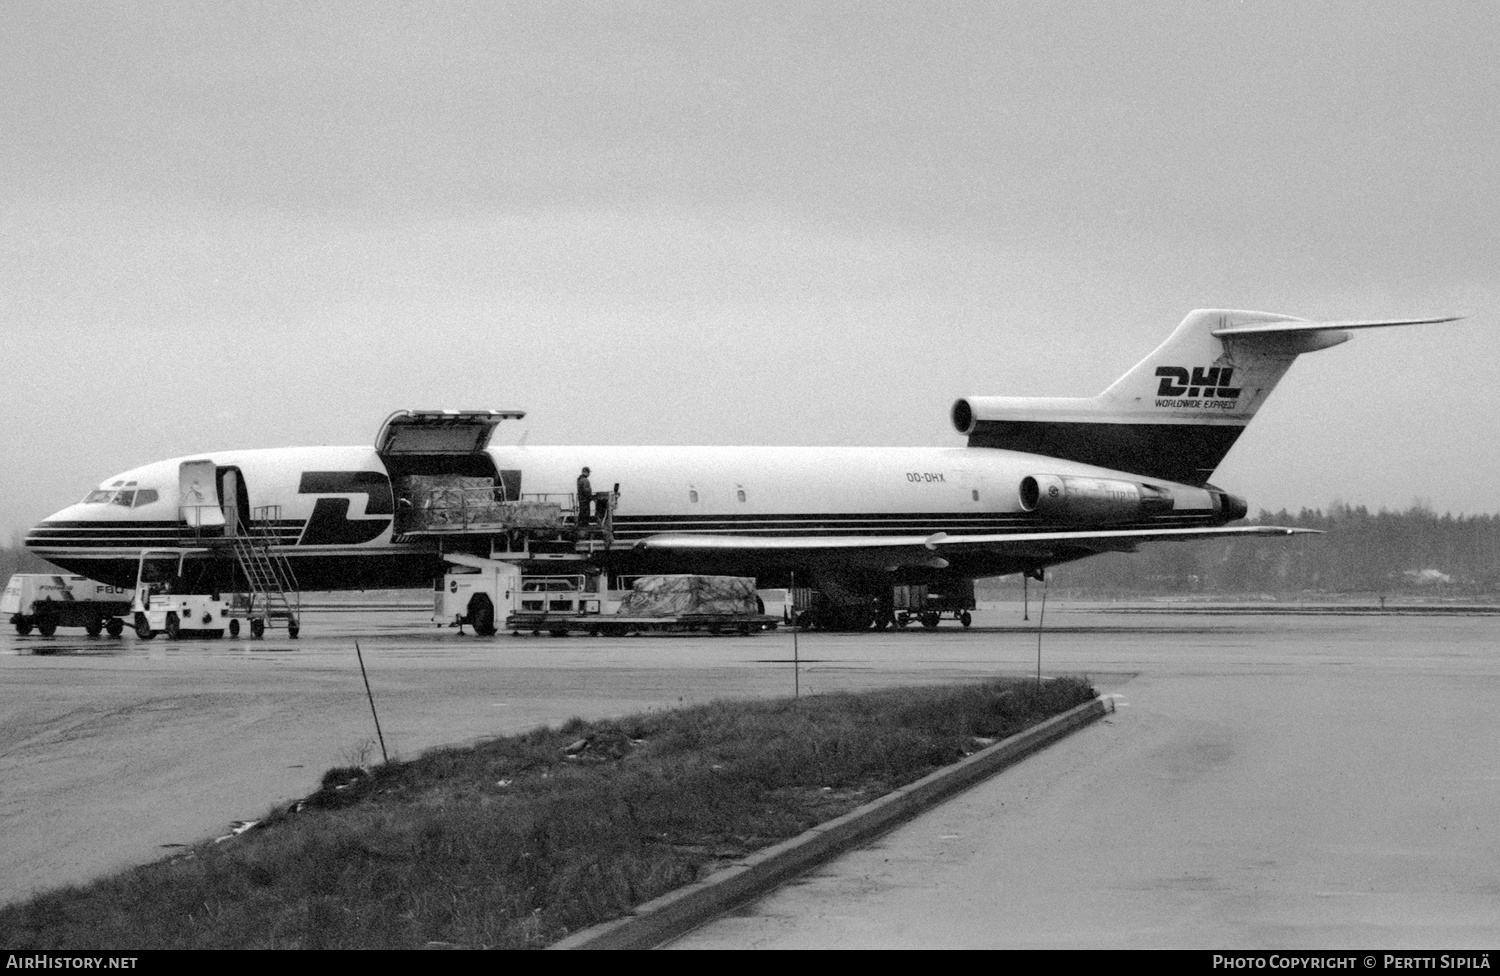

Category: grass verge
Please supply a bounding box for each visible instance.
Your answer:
[1,676,1096,949]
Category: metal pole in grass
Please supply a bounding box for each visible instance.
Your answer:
[1035,572,1048,691]
[790,570,800,699]
[356,640,389,764]
[1023,574,1029,621]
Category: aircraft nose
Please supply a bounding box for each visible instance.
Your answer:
[26,504,86,552]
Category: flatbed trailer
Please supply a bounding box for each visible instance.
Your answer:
[504,612,782,637]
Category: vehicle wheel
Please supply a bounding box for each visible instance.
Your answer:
[467,594,496,637]
[85,613,104,637]
[960,611,972,628]
[164,613,180,640]
[287,621,300,639]
[36,610,57,637]
[896,613,911,629]
[14,616,33,636]
[228,618,240,638]
[921,612,940,629]
[795,611,815,631]
[250,618,265,639]
[134,613,155,640]
[874,614,891,631]
[106,618,124,638]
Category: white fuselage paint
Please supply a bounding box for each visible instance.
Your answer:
[26,443,1221,589]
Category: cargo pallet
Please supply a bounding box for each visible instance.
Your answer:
[503,613,782,637]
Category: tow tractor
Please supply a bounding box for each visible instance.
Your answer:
[130,550,232,640]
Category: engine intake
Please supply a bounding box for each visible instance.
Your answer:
[1019,475,1174,524]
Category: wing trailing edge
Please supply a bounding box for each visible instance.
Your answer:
[636,525,1318,552]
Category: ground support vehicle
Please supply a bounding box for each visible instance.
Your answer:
[130,550,232,640]
[786,583,975,631]
[434,558,781,638]
[132,592,233,640]
[3,573,133,636]
[892,582,977,629]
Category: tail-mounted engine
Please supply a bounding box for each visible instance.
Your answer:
[1019,475,1175,524]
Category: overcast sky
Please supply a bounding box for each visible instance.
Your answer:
[3,1,1497,540]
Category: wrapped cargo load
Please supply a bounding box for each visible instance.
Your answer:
[617,575,759,617]
[402,475,563,530]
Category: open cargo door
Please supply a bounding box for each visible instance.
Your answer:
[375,409,525,456]
[377,410,528,531]
[178,460,224,528]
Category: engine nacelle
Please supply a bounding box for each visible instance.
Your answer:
[1018,474,1175,524]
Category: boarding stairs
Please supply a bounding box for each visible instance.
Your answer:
[231,506,301,638]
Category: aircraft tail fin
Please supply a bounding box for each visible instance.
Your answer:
[952,309,1459,485]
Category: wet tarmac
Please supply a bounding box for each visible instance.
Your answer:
[2,602,1497,947]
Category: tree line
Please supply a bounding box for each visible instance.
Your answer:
[1028,503,1500,598]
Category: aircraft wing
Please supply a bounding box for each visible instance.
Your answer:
[635,525,1319,567]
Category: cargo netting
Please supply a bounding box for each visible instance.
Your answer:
[616,575,759,617]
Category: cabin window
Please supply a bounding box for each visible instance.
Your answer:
[972,490,979,501]
[689,490,699,503]
[111,491,136,507]
[134,489,159,507]
[83,490,112,504]
[736,489,746,502]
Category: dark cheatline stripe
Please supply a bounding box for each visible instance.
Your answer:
[965,420,1246,486]
[28,520,307,550]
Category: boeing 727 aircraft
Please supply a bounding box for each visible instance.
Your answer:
[25,309,1457,630]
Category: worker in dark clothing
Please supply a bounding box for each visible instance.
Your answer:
[576,467,593,528]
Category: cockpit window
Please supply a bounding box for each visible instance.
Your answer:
[83,486,159,507]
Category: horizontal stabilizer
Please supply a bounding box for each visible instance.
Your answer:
[1212,315,1461,337]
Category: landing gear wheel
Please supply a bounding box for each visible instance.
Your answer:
[106,618,124,638]
[287,621,300,639]
[874,614,892,631]
[467,594,496,637]
[250,618,265,639]
[134,614,155,640]
[921,611,940,629]
[960,611,972,628]
[85,614,104,637]
[228,619,240,638]
[14,617,33,636]
[164,612,180,640]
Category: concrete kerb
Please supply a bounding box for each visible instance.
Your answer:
[550,694,1114,950]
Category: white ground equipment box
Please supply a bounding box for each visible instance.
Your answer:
[3,573,134,637]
